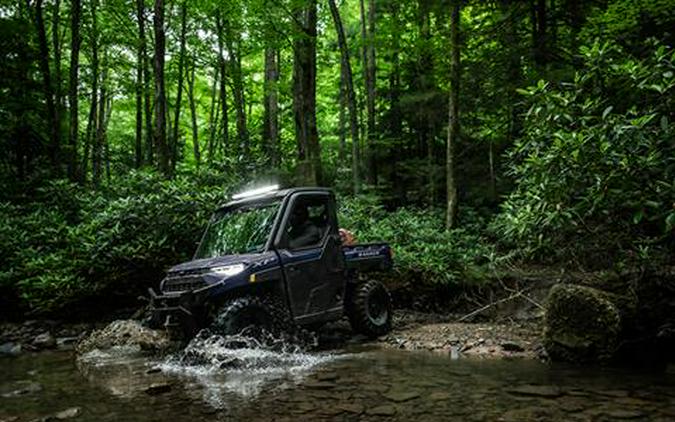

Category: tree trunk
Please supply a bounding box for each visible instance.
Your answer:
[328,0,360,194]
[225,22,249,160]
[292,0,322,186]
[207,64,219,163]
[81,0,99,183]
[338,69,346,160]
[365,0,377,184]
[153,0,170,177]
[67,0,80,181]
[134,0,145,168]
[170,0,188,171]
[446,2,460,230]
[263,47,280,166]
[93,66,107,187]
[142,3,153,165]
[532,0,548,66]
[215,12,229,159]
[33,0,60,171]
[52,0,63,164]
[187,57,200,166]
[388,1,403,201]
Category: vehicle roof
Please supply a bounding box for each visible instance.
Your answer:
[218,186,333,210]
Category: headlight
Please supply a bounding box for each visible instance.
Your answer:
[211,263,246,277]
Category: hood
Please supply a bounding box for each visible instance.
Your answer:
[168,251,278,275]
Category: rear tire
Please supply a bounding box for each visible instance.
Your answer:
[347,280,393,338]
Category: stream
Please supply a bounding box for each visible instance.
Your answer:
[1,337,675,421]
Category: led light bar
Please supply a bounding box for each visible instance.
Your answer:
[232,184,280,200]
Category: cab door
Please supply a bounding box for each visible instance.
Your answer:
[275,192,346,324]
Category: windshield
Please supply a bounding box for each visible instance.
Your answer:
[194,202,280,259]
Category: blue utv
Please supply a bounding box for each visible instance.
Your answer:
[148,186,393,340]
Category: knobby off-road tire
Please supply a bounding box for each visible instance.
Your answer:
[212,295,292,338]
[348,280,393,338]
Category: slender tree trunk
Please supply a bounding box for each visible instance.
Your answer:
[67,0,80,181]
[82,0,99,183]
[141,3,153,165]
[263,47,280,166]
[215,12,229,158]
[33,0,60,171]
[292,0,321,186]
[93,66,107,187]
[329,0,360,194]
[365,0,377,184]
[338,70,346,160]
[104,94,112,183]
[153,0,170,177]
[207,64,219,163]
[134,0,145,168]
[446,2,460,230]
[225,22,249,160]
[186,58,200,167]
[52,0,63,161]
[170,0,188,171]
[389,1,403,201]
[532,0,548,66]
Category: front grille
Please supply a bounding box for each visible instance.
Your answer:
[162,274,207,293]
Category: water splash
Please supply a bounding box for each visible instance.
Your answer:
[160,329,341,405]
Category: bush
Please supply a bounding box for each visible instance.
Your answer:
[0,170,235,314]
[493,40,675,266]
[339,197,495,287]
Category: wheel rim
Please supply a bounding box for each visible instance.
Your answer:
[366,288,389,326]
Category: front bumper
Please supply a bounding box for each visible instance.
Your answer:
[148,285,214,339]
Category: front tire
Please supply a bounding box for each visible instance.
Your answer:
[212,296,289,337]
[348,280,393,338]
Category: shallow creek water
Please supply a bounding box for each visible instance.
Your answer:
[1,338,674,421]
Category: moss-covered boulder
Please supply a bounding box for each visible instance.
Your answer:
[543,284,622,363]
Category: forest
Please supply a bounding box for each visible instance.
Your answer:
[0,0,673,323]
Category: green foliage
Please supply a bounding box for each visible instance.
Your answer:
[0,170,235,314]
[339,197,494,286]
[493,40,675,265]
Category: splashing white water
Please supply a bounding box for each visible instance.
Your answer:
[159,330,344,406]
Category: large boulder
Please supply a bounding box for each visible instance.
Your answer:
[543,284,624,363]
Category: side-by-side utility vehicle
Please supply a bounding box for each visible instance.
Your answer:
[148,186,393,340]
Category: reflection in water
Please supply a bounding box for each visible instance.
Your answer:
[1,342,674,421]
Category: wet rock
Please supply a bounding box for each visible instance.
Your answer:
[384,390,421,402]
[544,284,623,363]
[506,385,563,398]
[1,381,43,398]
[52,407,81,420]
[335,403,364,414]
[603,410,645,419]
[33,332,56,349]
[366,405,397,416]
[303,381,335,390]
[0,342,22,356]
[76,320,169,354]
[56,337,79,349]
[316,372,338,382]
[429,391,452,401]
[145,367,162,375]
[500,341,525,352]
[143,383,172,395]
[0,417,20,422]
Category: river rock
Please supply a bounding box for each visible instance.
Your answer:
[33,332,57,349]
[500,341,525,352]
[143,383,172,395]
[543,284,622,363]
[366,405,397,416]
[384,390,421,402]
[53,407,81,420]
[1,381,43,398]
[0,342,22,356]
[76,320,170,354]
[506,385,563,398]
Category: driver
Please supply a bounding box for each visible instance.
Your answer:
[288,204,322,249]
